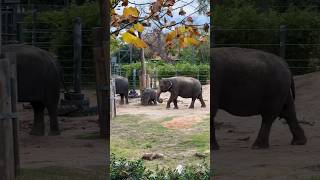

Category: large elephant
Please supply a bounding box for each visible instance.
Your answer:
[211,47,307,150]
[3,44,61,136]
[113,75,129,104]
[157,76,206,109]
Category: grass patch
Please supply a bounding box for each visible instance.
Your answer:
[17,166,105,180]
[179,131,210,152]
[111,114,210,170]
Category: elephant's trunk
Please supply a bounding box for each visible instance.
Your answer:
[156,90,163,103]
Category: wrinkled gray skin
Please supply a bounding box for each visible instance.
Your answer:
[157,76,206,109]
[211,47,307,150]
[3,44,61,136]
[113,75,129,104]
[141,88,157,105]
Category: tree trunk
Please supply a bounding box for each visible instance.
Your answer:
[139,32,147,91]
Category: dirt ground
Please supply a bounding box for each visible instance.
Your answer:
[18,94,105,171]
[213,72,320,180]
[115,84,210,120]
[18,70,320,179]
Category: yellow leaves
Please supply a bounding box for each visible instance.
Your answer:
[123,7,139,18]
[165,25,202,49]
[185,37,200,46]
[121,31,147,49]
[134,23,144,33]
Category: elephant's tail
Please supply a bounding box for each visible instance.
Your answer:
[291,75,295,100]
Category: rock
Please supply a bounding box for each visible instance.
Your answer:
[142,153,164,160]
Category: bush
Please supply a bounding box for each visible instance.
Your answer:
[110,154,210,180]
[119,62,210,88]
[212,3,320,75]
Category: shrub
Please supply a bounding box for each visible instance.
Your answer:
[110,154,210,180]
[119,62,210,88]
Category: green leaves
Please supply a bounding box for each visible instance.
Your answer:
[110,154,210,180]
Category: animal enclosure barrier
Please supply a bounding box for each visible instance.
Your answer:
[211,26,320,75]
[0,53,19,180]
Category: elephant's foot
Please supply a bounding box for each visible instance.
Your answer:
[120,101,124,105]
[201,104,206,108]
[251,141,269,149]
[188,106,194,109]
[291,136,307,145]
[29,128,45,136]
[49,130,61,136]
[174,106,178,109]
[126,101,129,104]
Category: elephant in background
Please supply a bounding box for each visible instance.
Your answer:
[141,88,157,105]
[113,75,129,104]
[157,76,206,109]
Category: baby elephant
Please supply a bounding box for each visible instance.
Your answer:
[141,88,158,105]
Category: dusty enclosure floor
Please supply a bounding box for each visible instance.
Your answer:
[17,89,105,175]
[213,71,320,180]
[17,70,320,179]
[111,85,211,169]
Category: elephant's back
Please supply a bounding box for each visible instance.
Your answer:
[3,44,60,102]
[114,75,128,94]
[212,47,292,116]
[172,76,202,98]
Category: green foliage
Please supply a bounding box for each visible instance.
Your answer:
[110,154,210,180]
[120,62,210,88]
[23,2,100,86]
[213,3,320,75]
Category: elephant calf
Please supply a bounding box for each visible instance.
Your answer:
[157,76,206,109]
[141,88,157,105]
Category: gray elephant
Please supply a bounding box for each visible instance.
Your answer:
[157,76,206,109]
[211,47,307,150]
[141,88,157,105]
[113,75,129,104]
[3,44,61,136]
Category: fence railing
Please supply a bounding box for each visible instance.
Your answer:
[212,26,320,75]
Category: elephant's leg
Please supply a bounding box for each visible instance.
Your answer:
[280,96,307,145]
[153,99,157,105]
[198,94,206,108]
[173,98,178,109]
[30,102,45,136]
[120,94,124,105]
[125,93,129,104]
[166,94,175,109]
[47,104,60,136]
[252,115,276,149]
[189,98,196,109]
[211,105,219,150]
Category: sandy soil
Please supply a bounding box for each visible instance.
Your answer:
[18,70,320,179]
[213,71,320,180]
[115,84,210,120]
[18,100,105,170]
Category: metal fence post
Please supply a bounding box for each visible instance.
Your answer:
[73,17,82,93]
[280,25,287,60]
[0,56,16,180]
[31,6,36,46]
[133,68,136,90]
[16,23,24,43]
